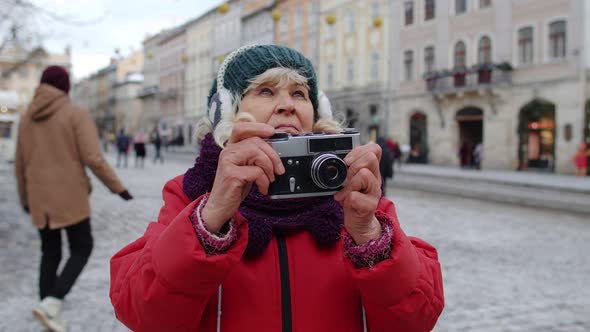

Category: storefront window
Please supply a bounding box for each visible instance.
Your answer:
[518,100,556,171]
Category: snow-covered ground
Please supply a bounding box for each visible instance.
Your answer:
[1,151,588,331]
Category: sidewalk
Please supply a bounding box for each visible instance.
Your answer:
[391,164,590,214]
[397,164,590,194]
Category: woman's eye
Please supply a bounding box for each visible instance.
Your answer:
[293,90,307,99]
[259,88,273,96]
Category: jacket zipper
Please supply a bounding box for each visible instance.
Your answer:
[276,231,292,332]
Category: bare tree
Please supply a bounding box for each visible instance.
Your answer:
[0,0,105,78]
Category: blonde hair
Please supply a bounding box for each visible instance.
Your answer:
[196,67,343,147]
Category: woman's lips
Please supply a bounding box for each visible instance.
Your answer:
[275,125,299,134]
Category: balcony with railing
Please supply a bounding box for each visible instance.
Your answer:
[424,62,513,96]
[137,85,159,98]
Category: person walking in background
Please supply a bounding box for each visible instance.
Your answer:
[459,141,472,168]
[152,129,164,164]
[133,129,147,168]
[473,142,484,170]
[116,129,130,168]
[15,66,134,332]
[386,137,402,170]
[376,137,394,195]
[573,142,589,176]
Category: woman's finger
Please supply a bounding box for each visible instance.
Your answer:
[222,141,277,182]
[228,122,276,144]
[253,137,286,175]
[344,143,382,167]
[346,149,380,180]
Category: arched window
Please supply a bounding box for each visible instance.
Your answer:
[478,36,492,64]
[518,26,534,65]
[549,20,566,59]
[454,41,466,68]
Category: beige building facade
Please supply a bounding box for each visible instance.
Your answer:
[274,0,320,66]
[157,26,187,145]
[113,51,144,134]
[186,10,215,147]
[319,0,392,143]
[388,0,590,174]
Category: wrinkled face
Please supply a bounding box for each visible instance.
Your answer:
[238,70,314,134]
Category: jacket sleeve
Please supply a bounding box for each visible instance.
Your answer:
[14,121,27,207]
[72,108,125,194]
[109,177,248,332]
[345,198,444,332]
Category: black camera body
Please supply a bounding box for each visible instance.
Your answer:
[266,129,360,199]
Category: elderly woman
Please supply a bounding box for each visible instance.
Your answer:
[110,45,444,332]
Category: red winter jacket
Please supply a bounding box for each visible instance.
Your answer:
[110,176,444,332]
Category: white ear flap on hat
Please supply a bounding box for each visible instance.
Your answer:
[218,88,235,123]
[208,93,220,125]
[317,90,333,121]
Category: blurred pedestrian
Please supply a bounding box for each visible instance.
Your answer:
[116,129,130,168]
[377,137,394,195]
[15,66,134,332]
[386,137,402,170]
[473,142,483,170]
[133,129,147,168]
[152,129,164,164]
[458,142,472,168]
[573,142,589,176]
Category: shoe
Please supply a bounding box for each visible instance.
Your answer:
[32,296,67,332]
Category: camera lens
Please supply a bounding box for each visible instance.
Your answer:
[311,154,348,190]
[323,165,339,181]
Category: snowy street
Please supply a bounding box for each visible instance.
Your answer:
[1,150,589,331]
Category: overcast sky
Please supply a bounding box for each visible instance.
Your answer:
[35,0,220,80]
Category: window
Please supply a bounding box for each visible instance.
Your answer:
[454,41,466,68]
[370,52,380,81]
[549,20,566,59]
[326,23,334,40]
[478,36,492,63]
[425,0,435,20]
[295,8,303,30]
[346,11,355,33]
[281,9,289,36]
[518,27,534,65]
[424,46,435,73]
[404,50,414,81]
[455,0,467,14]
[294,38,303,53]
[404,1,414,26]
[346,58,355,84]
[480,0,491,8]
[371,1,380,20]
[327,63,334,88]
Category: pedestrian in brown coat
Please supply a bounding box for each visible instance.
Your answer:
[15,65,133,332]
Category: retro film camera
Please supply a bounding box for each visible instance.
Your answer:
[266,129,360,199]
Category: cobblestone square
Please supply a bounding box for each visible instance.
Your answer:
[1,153,589,331]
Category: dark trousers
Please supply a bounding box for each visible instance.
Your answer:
[38,218,93,300]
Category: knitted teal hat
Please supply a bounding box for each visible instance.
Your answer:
[206,44,333,131]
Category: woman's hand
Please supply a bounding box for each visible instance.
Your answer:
[334,143,383,245]
[201,123,285,233]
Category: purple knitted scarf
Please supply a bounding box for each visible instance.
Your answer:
[182,134,344,258]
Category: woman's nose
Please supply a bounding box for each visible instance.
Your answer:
[275,93,295,115]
